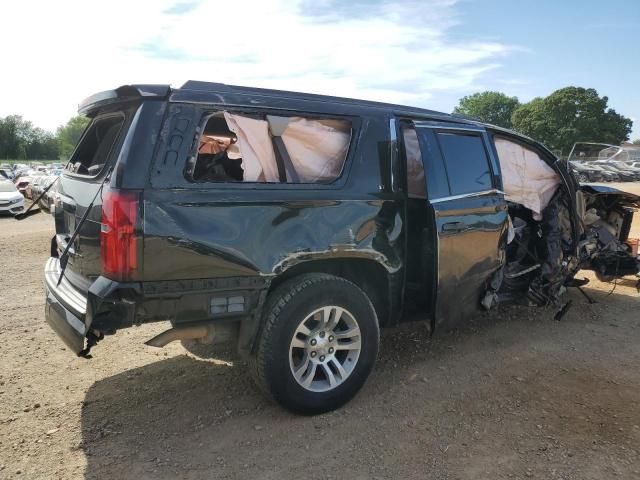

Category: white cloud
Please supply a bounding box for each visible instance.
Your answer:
[0,0,513,131]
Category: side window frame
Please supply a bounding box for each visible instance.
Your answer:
[397,121,427,200]
[414,126,452,201]
[174,105,362,191]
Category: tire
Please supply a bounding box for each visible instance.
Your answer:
[251,273,379,414]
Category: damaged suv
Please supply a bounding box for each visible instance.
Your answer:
[43,82,640,414]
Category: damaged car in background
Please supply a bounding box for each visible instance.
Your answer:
[568,142,640,182]
[37,82,640,414]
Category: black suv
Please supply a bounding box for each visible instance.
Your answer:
[44,81,640,414]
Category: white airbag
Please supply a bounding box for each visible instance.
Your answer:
[494,138,561,215]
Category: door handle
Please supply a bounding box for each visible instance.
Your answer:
[442,221,464,233]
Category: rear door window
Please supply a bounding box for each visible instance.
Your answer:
[186,112,352,184]
[436,132,493,195]
[67,114,124,176]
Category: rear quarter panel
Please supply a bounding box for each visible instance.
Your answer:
[142,103,404,295]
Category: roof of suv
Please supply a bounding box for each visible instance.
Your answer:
[177,80,463,120]
[79,80,475,125]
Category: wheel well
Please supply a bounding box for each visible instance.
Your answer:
[268,259,391,326]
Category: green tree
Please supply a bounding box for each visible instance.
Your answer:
[632,139,640,145]
[0,115,30,159]
[511,87,633,155]
[453,91,521,129]
[56,116,90,160]
[0,115,59,160]
[25,128,59,159]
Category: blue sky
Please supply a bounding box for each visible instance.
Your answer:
[445,0,640,138]
[1,0,638,139]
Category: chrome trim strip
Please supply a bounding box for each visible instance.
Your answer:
[44,258,87,316]
[430,189,505,204]
[414,123,485,132]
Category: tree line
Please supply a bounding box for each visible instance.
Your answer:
[453,86,637,155]
[0,115,89,161]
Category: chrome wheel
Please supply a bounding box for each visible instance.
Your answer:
[289,306,361,392]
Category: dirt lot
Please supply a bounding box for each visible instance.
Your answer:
[1,186,640,480]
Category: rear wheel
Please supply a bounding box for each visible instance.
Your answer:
[251,273,379,414]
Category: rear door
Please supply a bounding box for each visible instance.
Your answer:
[414,123,508,330]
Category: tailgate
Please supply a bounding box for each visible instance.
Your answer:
[54,113,129,292]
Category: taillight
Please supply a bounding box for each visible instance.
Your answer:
[101,190,140,281]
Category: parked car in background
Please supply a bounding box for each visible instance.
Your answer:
[13,168,31,180]
[40,177,60,211]
[568,142,640,182]
[568,161,618,182]
[0,168,14,181]
[593,161,638,182]
[24,171,46,199]
[43,177,60,213]
[608,160,640,180]
[0,180,25,216]
[14,176,33,196]
[29,175,47,200]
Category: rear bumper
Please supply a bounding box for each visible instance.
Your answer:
[45,286,86,354]
[43,256,268,355]
[44,258,87,354]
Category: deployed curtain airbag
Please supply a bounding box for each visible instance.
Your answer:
[222,112,350,183]
[223,113,279,182]
[494,138,561,215]
[276,117,351,183]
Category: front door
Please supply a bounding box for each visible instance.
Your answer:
[415,123,508,331]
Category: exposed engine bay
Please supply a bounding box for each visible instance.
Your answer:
[483,137,640,311]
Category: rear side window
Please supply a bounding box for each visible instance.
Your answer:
[68,115,124,176]
[436,132,492,195]
[186,112,352,184]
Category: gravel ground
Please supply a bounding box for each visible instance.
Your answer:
[1,187,639,480]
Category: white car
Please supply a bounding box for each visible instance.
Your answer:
[0,181,25,216]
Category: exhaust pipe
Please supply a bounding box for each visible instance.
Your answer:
[145,321,239,348]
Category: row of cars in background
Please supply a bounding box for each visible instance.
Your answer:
[0,162,64,216]
[568,142,640,183]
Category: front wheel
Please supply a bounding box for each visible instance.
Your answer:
[251,273,379,414]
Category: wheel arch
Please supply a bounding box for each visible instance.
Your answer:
[268,258,393,328]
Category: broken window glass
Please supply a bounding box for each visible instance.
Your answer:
[187,112,352,184]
